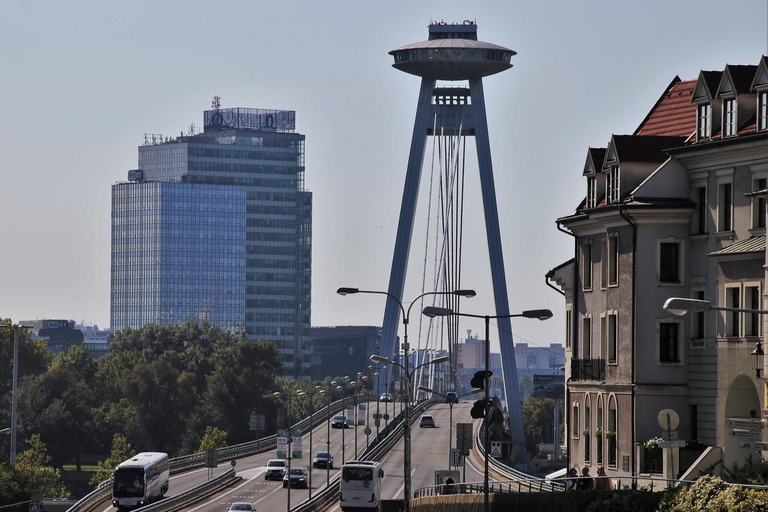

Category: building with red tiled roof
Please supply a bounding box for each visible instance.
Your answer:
[547,56,768,483]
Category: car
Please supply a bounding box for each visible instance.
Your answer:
[265,458,286,480]
[445,391,458,404]
[380,393,393,402]
[419,415,436,428]
[312,451,334,469]
[227,503,255,512]
[331,415,350,429]
[283,467,308,488]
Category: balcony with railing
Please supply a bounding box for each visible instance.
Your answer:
[570,358,606,381]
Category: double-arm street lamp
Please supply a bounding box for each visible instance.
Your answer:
[417,386,481,471]
[370,352,450,512]
[664,297,768,377]
[1,323,31,467]
[422,306,553,512]
[337,287,476,512]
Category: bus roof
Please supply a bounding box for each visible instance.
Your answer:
[116,452,168,470]
[343,460,379,467]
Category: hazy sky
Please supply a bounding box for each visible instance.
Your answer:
[1,1,766,354]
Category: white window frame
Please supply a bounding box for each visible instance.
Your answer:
[599,313,607,360]
[692,181,708,235]
[610,166,619,203]
[752,174,767,230]
[657,238,684,286]
[607,310,618,363]
[582,240,593,291]
[698,103,712,140]
[717,170,734,233]
[657,319,683,365]
[725,284,741,338]
[608,233,619,286]
[744,282,763,338]
[690,288,706,347]
[582,315,592,359]
[759,90,768,132]
[572,401,580,438]
[723,97,737,137]
[600,235,607,290]
[587,176,597,208]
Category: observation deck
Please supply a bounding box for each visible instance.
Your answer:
[389,21,515,80]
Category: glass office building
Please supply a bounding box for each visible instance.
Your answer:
[111,106,312,377]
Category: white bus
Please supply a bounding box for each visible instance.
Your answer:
[112,452,170,510]
[339,460,384,512]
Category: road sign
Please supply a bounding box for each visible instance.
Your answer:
[726,418,765,430]
[250,414,265,432]
[29,503,38,512]
[658,409,680,431]
[730,429,759,439]
[490,441,502,458]
[658,440,686,449]
[451,448,463,467]
[383,413,390,420]
[364,427,372,436]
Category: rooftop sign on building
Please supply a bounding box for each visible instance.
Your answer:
[203,107,295,133]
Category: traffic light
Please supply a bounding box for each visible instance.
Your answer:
[470,399,488,419]
[470,370,492,389]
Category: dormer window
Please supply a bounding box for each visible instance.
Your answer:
[587,177,597,208]
[759,91,768,131]
[606,166,619,203]
[697,103,711,140]
[723,98,736,137]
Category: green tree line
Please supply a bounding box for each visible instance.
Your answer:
[0,319,368,504]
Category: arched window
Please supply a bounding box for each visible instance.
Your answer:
[584,395,592,463]
[596,395,604,466]
[608,396,618,467]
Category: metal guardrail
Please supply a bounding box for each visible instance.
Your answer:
[475,425,564,492]
[136,469,238,512]
[65,396,378,512]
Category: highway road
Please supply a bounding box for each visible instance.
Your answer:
[98,400,478,512]
[98,399,400,512]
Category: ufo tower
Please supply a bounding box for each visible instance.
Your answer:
[380,22,526,452]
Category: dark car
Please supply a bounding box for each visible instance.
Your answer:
[312,451,334,469]
[380,393,393,402]
[283,467,308,488]
[265,459,286,480]
[331,415,350,429]
[445,391,458,404]
[227,503,255,512]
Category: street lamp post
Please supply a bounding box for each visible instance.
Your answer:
[1,323,31,467]
[302,386,325,498]
[417,386,481,472]
[332,380,348,464]
[324,387,333,487]
[338,287,476,512]
[422,306,552,512]
[274,390,303,512]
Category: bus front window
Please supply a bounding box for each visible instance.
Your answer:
[113,469,145,497]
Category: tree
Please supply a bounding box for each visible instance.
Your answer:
[90,434,135,486]
[14,434,69,498]
[201,340,282,444]
[17,353,98,470]
[198,427,228,453]
[521,397,554,455]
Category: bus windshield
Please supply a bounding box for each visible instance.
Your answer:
[113,468,145,497]
[343,467,373,481]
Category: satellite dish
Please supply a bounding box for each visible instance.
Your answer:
[657,409,680,431]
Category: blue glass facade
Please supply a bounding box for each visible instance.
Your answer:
[111,107,311,377]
